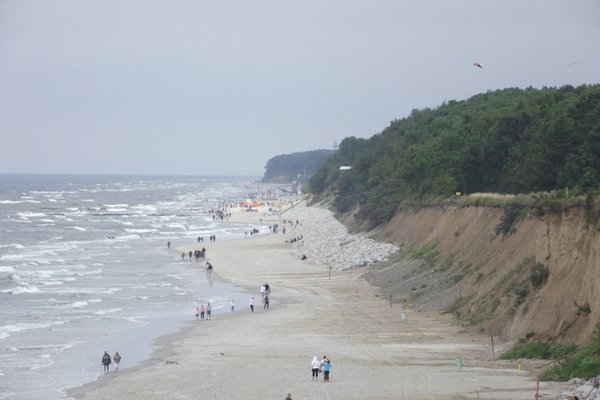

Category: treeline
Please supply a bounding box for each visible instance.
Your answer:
[262,149,335,183]
[307,85,600,226]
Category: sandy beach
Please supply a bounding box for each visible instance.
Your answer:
[69,203,567,400]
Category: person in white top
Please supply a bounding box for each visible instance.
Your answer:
[311,356,321,380]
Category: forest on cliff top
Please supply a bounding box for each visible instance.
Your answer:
[307,84,600,226]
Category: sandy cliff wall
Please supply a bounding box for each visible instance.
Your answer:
[374,206,600,344]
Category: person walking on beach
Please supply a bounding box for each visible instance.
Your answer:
[249,296,255,312]
[311,356,321,381]
[181,252,185,260]
[167,241,170,249]
[285,393,293,400]
[199,304,205,320]
[230,300,235,312]
[263,294,270,310]
[322,357,332,381]
[206,303,212,320]
[113,351,121,371]
[101,351,111,374]
[321,356,331,382]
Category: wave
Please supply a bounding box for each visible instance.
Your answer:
[165,223,188,230]
[93,308,122,315]
[125,228,157,234]
[130,204,158,214]
[106,208,127,213]
[6,286,41,295]
[30,354,55,370]
[0,321,65,340]
[0,243,24,249]
[16,212,47,218]
[64,301,88,309]
[113,234,141,241]
[0,267,16,282]
[0,199,40,204]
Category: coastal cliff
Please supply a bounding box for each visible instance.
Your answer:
[363,204,600,345]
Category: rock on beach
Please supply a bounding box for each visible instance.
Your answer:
[283,204,398,270]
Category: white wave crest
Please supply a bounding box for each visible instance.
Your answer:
[93,308,122,315]
[16,212,47,218]
[0,243,25,249]
[7,286,41,295]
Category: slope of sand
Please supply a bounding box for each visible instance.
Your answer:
[69,205,567,400]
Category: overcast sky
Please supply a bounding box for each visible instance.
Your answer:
[1,1,598,177]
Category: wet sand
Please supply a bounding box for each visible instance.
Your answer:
[69,206,567,400]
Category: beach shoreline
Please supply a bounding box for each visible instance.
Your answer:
[68,203,569,400]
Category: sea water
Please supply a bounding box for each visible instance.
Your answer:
[0,174,266,400]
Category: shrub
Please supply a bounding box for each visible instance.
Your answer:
[529,263,549,288]
[540,324,600,381]
[514,283,529,305]
[495,203,525,236]
[501,341,576,360]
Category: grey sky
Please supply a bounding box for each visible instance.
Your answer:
[1,0,598,176]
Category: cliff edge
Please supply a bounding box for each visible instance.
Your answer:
[363,204,600,345]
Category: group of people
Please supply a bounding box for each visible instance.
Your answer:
[311,355,332,381]
[183,248,206,262]
[195,303,212,320]
[195,284,271,320]
[244,228,260,237]
[260,283,271,310]
[285,235,303,244]
[101,351,121,374]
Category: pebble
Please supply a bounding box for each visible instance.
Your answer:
[282,205,398,270]
[561,377,600,399]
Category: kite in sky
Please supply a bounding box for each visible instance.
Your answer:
[473,63,483,68]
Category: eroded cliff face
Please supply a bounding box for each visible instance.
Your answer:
[371,206,600,344]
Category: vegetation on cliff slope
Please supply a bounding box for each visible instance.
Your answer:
[539,323,600,381]
[262,149,335,183]
[306,85,600,226]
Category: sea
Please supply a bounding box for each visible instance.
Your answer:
[0,174,268,400]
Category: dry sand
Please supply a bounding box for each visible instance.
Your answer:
[69,205,567,400]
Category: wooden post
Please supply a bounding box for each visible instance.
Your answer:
[491,336,496,361]
[389,294,392,308]
[328,266,331,280]
[535,377,540,399]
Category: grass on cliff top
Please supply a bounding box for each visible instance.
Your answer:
[440,190,588,210]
